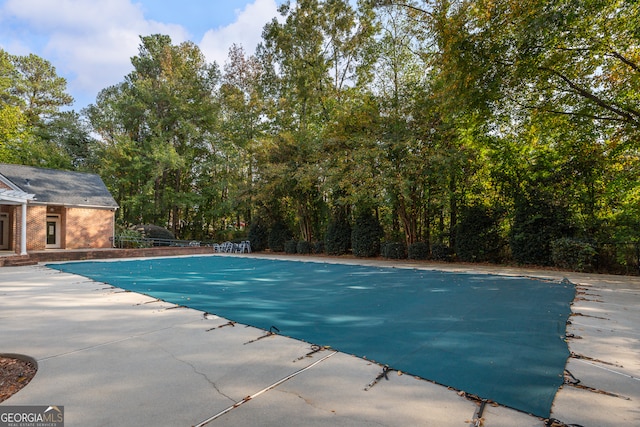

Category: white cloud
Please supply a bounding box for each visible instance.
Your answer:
[0,0,284,108]
[1,0,190,107]
[48,21,189,107]
[199,0,279,67]
[4,0,141,32]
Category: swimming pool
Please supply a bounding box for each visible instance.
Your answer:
[48,256,575,417]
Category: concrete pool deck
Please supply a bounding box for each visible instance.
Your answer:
[1,254,639,426]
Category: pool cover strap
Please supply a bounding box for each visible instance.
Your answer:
[193,351,338,426]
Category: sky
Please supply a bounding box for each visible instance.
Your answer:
[0,0,286,109]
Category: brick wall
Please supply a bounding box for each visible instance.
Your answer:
[26,205,47,250]
[65,207,115,249]
[4,204,115,251]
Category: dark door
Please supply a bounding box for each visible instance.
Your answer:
[0,214,7,249]
[46,218,59,247]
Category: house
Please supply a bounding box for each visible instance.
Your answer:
[0,163,118,255]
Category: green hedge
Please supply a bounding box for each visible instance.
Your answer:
[247,219,269,252]
[408,242,429,260]
[325,217,351,255]
[431,243,451,261]
[297,240,312,254]
[285,239,298,254]
[511,197,572,265]
[116,228,149,248]
[351,212,382,257]
[268,221,292,252]
[551,238,597,272]
[455,205,504,263]
[382,241,407,259]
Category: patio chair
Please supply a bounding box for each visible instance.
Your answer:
[237,241,251,253]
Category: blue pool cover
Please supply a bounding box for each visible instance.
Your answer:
[48,256,574,417]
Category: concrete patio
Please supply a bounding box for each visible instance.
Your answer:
[1,255,638,426]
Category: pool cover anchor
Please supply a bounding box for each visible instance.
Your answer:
[569,311,608,321]
[135,298,162,306]
[544,418,586,427]
[364,365,395,391]
[293,344,332,362]
[468,399,487,427]
[563,369,631,400]
[205,321,236,332]
[243,325,280,345]
[569,352,622,368]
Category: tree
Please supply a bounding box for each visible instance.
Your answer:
[12,53,73,126]
[0,104,27,164]
[0,51,27,162]
[371,0,640,260]
[479,0,640,141]
[50,1,640,271]
[217,44,268,231]
[370,4,439,245]
[259,0,332,242]
[468,0,640,245]
[259,0,374,242]
[87,35,220,237]
[0,49,77,167]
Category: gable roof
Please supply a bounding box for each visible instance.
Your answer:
[0,163,118,209]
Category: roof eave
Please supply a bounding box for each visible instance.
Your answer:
[28,201,119,210]
[0,189,35,204]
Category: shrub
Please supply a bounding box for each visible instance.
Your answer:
[381,241,407,259]
[596,243,639,275]
[247,219,269,252]
[351,212,382,257]
[312,241,325,254]
[285,239,298,254]
[455,205,504,263]
[116,228,148,248]
[408,242,429,260]
[297,240,312,254]
[268,221,292,252]
[431,243,452,261]
[510,197,573,266]
[325,217,352,255]
[551,238,597,272]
